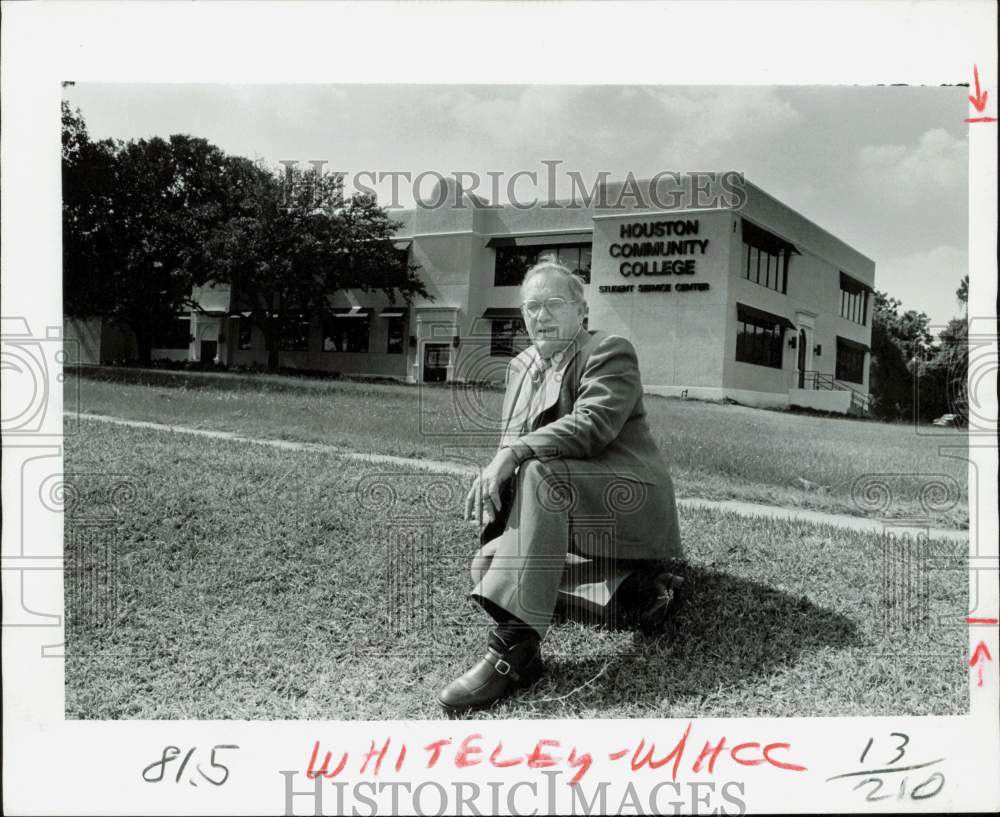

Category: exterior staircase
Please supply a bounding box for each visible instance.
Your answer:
[801,370,871,416]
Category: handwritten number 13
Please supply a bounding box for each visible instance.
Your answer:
[859,732,909,765]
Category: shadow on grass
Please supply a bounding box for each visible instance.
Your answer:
[503,563,861,715]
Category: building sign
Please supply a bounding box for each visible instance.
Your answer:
[598,282,711,293]
[602,218,711,293]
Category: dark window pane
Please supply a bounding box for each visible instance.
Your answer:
[279,318,310,351]
[490,317,528,357]
[494,248,538,287]
[386,313,407,354]
[735,314,784,369]
[322,316,369,353]
[556,247,579,270]
[153,317,191,349]
[495,243,592,287]
[579,246,592,284]
[741,224,793,296]
[836,339,865,383]
[840,274,869,325]
[238,318,253,351]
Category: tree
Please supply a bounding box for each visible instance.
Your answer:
[929,315,969,423]
[872,291,933,363]
[63,102,248,363]
[106,135,249,363]
[868,292,916,419]
[202,165,428,371]
[63,104,427,370]
[869,279,970,423]
[868,291,934,419]
[918,276,969,424]
[62,101,120,321]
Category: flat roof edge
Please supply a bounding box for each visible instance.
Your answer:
[740,180,876,269]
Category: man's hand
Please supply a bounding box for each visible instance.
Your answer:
[464,448,518,525]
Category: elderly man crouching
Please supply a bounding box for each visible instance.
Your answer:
[436,260,684,714]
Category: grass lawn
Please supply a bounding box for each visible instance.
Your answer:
[65,419,967,720]
[67,367,969,528]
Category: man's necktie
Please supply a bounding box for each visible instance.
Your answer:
[520,356,552,434]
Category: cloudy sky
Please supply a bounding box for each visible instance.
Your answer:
[64,83,969,328]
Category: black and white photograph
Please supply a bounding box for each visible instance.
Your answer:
[57,80,976,721]
[3,2,998,815]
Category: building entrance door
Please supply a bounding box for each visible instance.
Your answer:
[200,340,218,366]
[423,343,450,382]
[797,329,807,388]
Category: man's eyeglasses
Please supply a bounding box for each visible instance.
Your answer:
[520,297,578,317]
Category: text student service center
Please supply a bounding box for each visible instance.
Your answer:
[196,175,876,415]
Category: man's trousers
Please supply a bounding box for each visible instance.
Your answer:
[469,457,682,638]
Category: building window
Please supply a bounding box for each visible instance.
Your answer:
[839,273,869,325]
[384,310,407,354]
[490,317,529,357]
[494,243,591,286]
[238,317,253,351]
[735,306,785,369]
[836,337,866,384]
[152,317,191,349]
[323,315,370,353]
[740,219,791,294]
[553,245,592,284]
[279,316,310,351]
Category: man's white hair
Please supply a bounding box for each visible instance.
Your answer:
[520,260,586,303]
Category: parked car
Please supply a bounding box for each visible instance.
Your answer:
[932,414,959,427]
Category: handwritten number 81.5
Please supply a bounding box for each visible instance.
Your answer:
[142,745,239,786]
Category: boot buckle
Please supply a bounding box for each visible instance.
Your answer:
[494,658,512,676]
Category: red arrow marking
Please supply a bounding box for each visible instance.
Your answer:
[969,64,988,111]
[970,641,992,687]
[966,64,997,123]
[967,617,999,625]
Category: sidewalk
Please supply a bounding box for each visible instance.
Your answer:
[77,412,968,542]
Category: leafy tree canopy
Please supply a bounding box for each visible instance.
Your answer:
[62,102,426,369]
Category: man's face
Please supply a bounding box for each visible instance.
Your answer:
[521,272,586,360]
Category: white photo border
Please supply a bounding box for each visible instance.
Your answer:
[2,1,997,814]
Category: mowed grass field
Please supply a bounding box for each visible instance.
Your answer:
[65,418,967,720]
[67,367,969,528]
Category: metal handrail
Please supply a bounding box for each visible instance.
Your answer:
[800,370,871,414]
[801,370,836,390]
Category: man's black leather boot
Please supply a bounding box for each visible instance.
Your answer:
[437,629,543,716]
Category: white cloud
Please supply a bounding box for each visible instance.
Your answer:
[875,245,968,327]
[651,86,804,162]
[437,86,586,151]
[858,128,967,204]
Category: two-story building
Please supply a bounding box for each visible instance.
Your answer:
[74,174,875,414]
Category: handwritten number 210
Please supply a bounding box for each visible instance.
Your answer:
[855,734,944,802]
[855,773,945,802]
